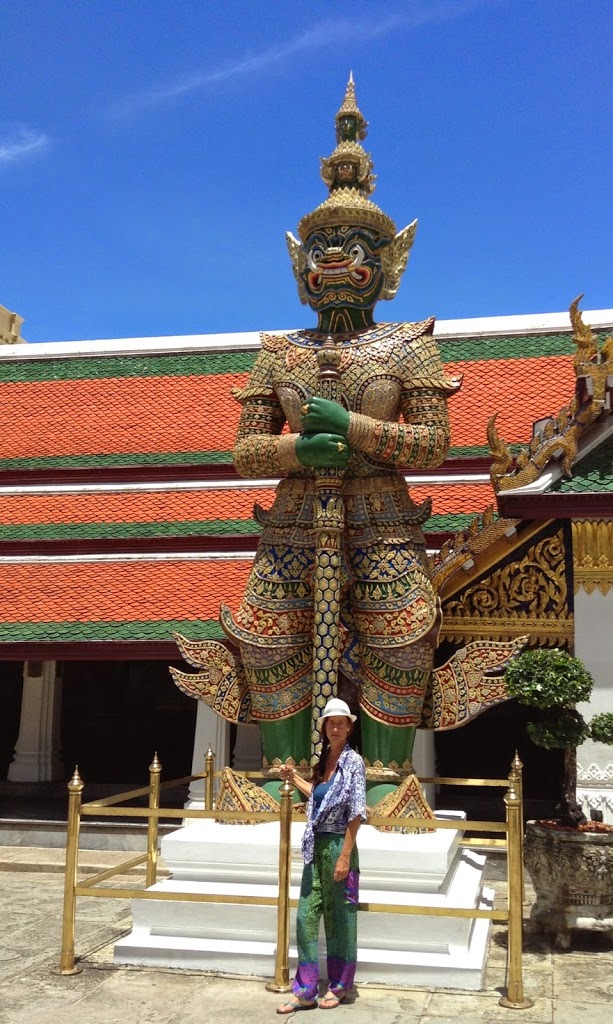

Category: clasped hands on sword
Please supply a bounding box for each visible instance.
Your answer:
[297,396,351,468]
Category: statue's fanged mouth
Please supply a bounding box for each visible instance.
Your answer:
[307,257,372,292]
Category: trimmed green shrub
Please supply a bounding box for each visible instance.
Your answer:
[589,712,613,746]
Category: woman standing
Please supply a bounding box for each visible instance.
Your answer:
[277,698,367,1013]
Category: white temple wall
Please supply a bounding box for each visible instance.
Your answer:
[574,587,613,823]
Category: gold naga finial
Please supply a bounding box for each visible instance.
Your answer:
[487,412,513,487]
[570,293,598,371]
[489,295,613,492]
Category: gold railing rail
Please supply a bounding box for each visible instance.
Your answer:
[56,750,533,1010]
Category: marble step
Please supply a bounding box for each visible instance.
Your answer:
[115,889,494,991]
[0,816,176,850]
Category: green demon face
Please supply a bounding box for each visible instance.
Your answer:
[302,225,388,315]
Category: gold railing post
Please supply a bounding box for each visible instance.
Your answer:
[499,757,533,1010]
[146,752,162,888]
[56,766,84,975]
[512,751,525,903]
[266,779,293,993]
[204,745,215,811]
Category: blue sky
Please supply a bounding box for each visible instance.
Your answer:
[2,0,611,343]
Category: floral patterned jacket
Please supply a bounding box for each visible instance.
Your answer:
[302,745,367,865]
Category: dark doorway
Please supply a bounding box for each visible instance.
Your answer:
[0,662,24,780]
[61,660,197,785]
[434,698,564,821]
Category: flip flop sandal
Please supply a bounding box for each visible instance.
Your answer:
[319,993,346,1010]
[276,999,317,1014]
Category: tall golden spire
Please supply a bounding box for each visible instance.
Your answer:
[335,71,368,142]
[297,74,395,241]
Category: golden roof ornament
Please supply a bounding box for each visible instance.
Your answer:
[297,73,397,242]
[0,304,24,345]
[488,296,613,492]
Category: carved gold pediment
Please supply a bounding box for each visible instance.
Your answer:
[440,525,573,647]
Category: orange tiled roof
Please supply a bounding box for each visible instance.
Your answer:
[0,481,494,543]
[0,374,249,461]
[0,479,496,642]
[0,488,276,524]
[0,334,582,470]
[0,557,252,641]
[0,358,571,462]
[0,558,249,621]
[447,355,575,450]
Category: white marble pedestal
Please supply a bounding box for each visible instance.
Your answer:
[114,812,494,990]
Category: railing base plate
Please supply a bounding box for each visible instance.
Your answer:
[498,995,535,1010]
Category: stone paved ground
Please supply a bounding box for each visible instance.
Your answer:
[0,850,612,1024]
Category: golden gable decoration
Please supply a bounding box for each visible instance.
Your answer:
[430,503,520,596]
[215,767,280,825]
[367,774,435,834]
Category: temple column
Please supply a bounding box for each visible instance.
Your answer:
[185,702,229,808]
[573,520,613,823]
[412,730,436,807]
[8,661,63,782]
[232,723,263,772]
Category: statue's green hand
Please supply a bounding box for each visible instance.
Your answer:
[295,433,351,468]
[302,397,350,436]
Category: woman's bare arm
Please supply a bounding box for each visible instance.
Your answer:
[334,816,361,882]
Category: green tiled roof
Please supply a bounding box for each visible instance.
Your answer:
[425,512,496,533]
[0,518,261,542]
[0,451,232,472]
[553,436,613,492]
[0,445,510,472]
[0,620,224,642]
[1,329,601,385]
[0,512,481,543]
[0,351,256,383]
[437,332,579,363]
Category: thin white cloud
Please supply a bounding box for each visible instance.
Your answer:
[113,1,493,116]
[0,127,50,165]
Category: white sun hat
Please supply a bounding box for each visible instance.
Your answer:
[319,697,357,723]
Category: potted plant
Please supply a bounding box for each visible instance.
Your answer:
[505,648,613,947]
